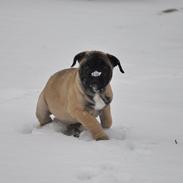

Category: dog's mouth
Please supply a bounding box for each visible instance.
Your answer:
[89,83,101,92]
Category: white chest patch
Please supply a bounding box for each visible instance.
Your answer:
[94,94,106,110]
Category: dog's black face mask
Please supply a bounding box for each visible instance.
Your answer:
[79,57,112,93]
[71,51,124,94]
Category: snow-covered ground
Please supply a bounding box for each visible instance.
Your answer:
[0,0,183,182]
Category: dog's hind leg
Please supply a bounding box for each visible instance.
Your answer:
[64,123,83,137]
[36,92,52,126]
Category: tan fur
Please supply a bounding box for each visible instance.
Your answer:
[36,68,113,140]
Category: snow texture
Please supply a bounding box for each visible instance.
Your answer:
[0,0,183,182]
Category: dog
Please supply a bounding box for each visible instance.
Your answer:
[36,51,124,140]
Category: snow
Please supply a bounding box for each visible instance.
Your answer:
[0,0,183,182]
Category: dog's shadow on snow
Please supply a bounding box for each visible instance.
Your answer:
[21,121,129,141]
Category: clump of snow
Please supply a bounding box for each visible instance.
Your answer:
[91,70,102,77]
[0,0,183,182]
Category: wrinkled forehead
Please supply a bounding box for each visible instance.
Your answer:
[81,52,112,69]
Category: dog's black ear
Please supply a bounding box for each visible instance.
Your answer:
[71,52,87,67]
[107,54,124,73]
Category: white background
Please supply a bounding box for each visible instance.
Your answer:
[0,0,183,182]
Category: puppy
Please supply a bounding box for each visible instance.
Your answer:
[36,51,124,140]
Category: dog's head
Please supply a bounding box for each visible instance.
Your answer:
[71,51,124,93]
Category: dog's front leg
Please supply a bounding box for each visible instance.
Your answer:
[99,105,112,129]
[73,110,109,140]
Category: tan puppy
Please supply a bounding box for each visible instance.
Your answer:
[36,51,124,140]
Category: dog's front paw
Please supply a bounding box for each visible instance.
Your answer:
[95,132,109,141]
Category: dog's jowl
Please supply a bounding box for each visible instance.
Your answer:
[36,51,124,140]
